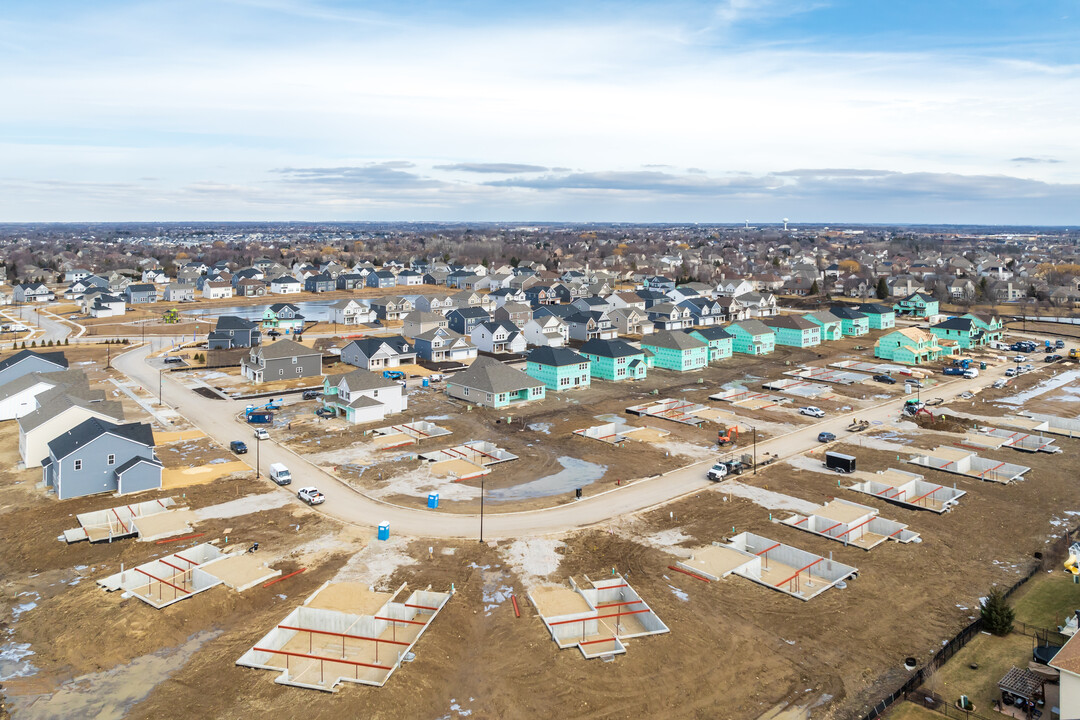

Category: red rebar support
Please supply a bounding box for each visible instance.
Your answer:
[263,568,305,588]
[155,532,205,544]
[668,565,711,583]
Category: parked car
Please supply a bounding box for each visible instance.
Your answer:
[266,329,281,338]
[817,431,836,443]
[315,407,335,418]
[1023,364,1035,373]
[992,379,1008,389]
[706,463,729,481]
[269,462,292,486]
[799,406,825,418]
[1056,339,1066,349]
[229,440,248,454]
[962,368,979,379]
[163,356,184,364]
[297,487,325,505]
[253,428,270,441]
[1045,354,1062,363]
[302,389,322,400]
[872,374,896,385]
[1005,367,1017,377]
[1012,355,1027,363]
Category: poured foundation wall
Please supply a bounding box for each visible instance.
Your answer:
[723,532,858,601]
[909,447,1030,483]
[846,469,965,513]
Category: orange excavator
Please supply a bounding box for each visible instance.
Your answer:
[717,426,739,446]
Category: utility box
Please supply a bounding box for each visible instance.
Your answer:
[825,451,856,474]
[378,522,390,541]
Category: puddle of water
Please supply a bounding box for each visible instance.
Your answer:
[527,422,552,434]
[1000,369,1080,406]
[7,629,221,720]
[0,642,37,681]
[486,456,607,502]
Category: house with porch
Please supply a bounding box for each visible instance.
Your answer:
[402,311,449,338]
[763,314,821,348]
[445,357,545,408]
[646,302,692,331]
[341,336,416,370]
[320,369,407,425]
[526,347,591,391]
[522,315,568,347]
[578,339,650,381]
[470,321,527,355]
[327,299,375,326]
[564,311,618,342]
[412,328,477,364]
[828,306,870,336]
[686,327,733,363]
[641,330,708,372]
[240,340,323,383]
[270,275,302,294]
[893,292,939,318]
[856,303,896,330]
[608,307,654,337]
[874,327,947,365]
[370,296,414,322]
[735,292,778,317]
[447,306,491,335]
[928,317,984,350]
[804,310,843,341]
[262,303,305,333]
[961,312,1004,344]
[727,320,776,355]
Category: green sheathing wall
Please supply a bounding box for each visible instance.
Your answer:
[526,361,591,391]
[581,353,647,381]
[805,316,842,341]
[839,318,868,336]
[962,314,1003,342]
[689,333,733,363]
[874,330,944,365]
[770,325,820,348]
[895,298,939,317]
[729,327,775,355]
[866,312,895,330]
[642,343,708,371]
[929,327,976,349]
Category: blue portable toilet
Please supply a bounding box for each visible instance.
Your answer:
[377,522,390,541]
[422,378,430,388]
[427,492,439,509]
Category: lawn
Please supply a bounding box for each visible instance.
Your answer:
[1012,570,1080,630]
[928,631,1032,715]
[886,701,948,720]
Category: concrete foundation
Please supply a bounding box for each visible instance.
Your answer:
[62,497,188,543]
[760,378,833,399]
[529,575,669,660]
[780,498,920,550]
[721,532,858,601]
[237,581,452,691]
[371,421,451,448]
[845,468,965,513]
[962,427,1060,453]
[1016,412,1080,439]
[908,446,1030,483]
[626,398,708,426]
[573,423,670,445]
[783,366,870,385]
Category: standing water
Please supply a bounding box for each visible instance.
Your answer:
[486,456,607,502]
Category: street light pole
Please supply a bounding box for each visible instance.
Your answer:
[752,425,758,475]
[256,436,261,480]
[479,475,485,543]
[158,369,163,404]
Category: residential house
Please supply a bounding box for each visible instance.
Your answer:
[19,392,124,468]
[42,418,160,500]
[571,296,610,314]
[304,273,335,293]
[492,302,532,328]
[64,269,92,283]
[928,317,984,350]
[451,290,494,312]
[89,294,126,318]
[0,370,87,421]
[727,320,777,355]
[208,316,261,350]
[235,278,268,297]
[340,336,416,370]
[402,311,448,338]
[320,369,407,425]
[804,310,844,341]
[488,288,527,307]
[412,328,477,364]
[1049,628,1080,720]
[163,283,196,302]
[763,315,821,348]
[894,292,939,318]
[677,297,725,327]
[367,270,397,289]
[445,356,546,408]
[335,273,366,290]
[686,327,733,363]
[270,275,302,294]
[202,281,233,300]
[735,292,778,317]
[522,315,569,347]
[608,307,654,337]
[327,299,375,326]
[961,312,1005,344]
[13,283,54,303]
[579,339,650,381]
[524,285,558,307]
[0,349,68,387]
[828,306,870,337]
[470,321,528,355]
[856,303,896,330]
[716,279,755,297]
[646,302,691,331]
[642,276,676,292]
[641,330,708,372]
[262,303,306,333]
[609,291,647,311]
[395,269,423,286]
[125,284,158,304]
[447,307,491,335]
[526,347,591,391]
[240,340,323,383]
[564,311,618,342]
[413,294,455,315]
[874,327,947,365]
[370,296,414,322]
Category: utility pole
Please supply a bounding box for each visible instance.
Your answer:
[752,425,758,475]
[158,369,163,404]
[479,476,485,543]
[256,436,261,480]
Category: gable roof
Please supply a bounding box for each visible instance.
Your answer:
[0,349,68,376]
[327,368,401,393]
[687,326,733,341]
[828,306,868,320]
[579,338,645,359]
[931,317,975,331]
[856,302,894,315]
[215,315,258,331]
[527,346,588,367]
[643,329,707,351]
[763,314,818,331]
[255,339,321,360]
[729,319,774,337]
[18,393,123,434]
[47,418,154,461]
[448,356,542,394]
[345,335,413,357]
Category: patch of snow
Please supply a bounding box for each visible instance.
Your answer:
[719,481,820,514]
[0,642,36,681]
[332,535,418,587]
[527,422,552,434]
[668,584,689,602]
[194,492,291,521]
[500,538,564,588]
[425,414,453,421]
[367,466,481,502]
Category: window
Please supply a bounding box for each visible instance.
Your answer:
[292,356,298,364]
[107,454,115,465]
[74,459,82,470]
[279,369,284,376]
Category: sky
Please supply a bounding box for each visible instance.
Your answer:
[0,0,1078,224]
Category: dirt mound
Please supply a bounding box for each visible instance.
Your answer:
[913,411,977,434]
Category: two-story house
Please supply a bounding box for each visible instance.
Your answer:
[240,340,323,383]
[327,299,376,326]
[526,347,591,391]
[262,303,306,333]
[125,283,158,304]
[42,418,160,500]
[447,307,491,336]
[727,320,777,355]
[640,330,708,372]
[208,316,261,350]
[320,369,407,425]
[522,315,569,348]
[578,339,651,381]
[412,328,477,364]
[341,336,416,370]
[470,321,527,355]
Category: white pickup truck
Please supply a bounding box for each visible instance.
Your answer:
[297,487,325,505]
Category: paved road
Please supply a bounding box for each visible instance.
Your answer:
[114,343,1040,540]
[3,305,75,344]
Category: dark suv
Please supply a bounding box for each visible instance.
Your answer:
[872,374,896,384]
[302,389,322,400]
[229,440,248,454]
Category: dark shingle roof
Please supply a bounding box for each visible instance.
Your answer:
[527,346,588,367]
[47,418,153,461]
[0,350,68,375]
[643,330,707,351]
[686,327,733,341]
[579,339,643,359]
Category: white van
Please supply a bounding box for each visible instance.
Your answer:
[269,462,292,486]
[963,368,979,379]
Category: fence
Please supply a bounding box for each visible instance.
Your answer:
[857,529,1075,720]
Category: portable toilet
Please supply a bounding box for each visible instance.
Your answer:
[422,378,430,388]
[427,492,439,509]
[377,522,390,541]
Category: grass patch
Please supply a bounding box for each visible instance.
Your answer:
[929,632,1032,715]
[1012,570,1080,630]
[885,701,947,720]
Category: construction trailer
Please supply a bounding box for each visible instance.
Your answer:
[825,451,856,473]
[779,499,920,550]
[529,575,669,660]
[237,581,452,691]
[719,532,858,601]
[908,446,1030,484]
[845,468,965,513]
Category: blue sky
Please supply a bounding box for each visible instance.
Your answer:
[0,0,1077,223]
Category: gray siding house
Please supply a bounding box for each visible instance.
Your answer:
[125,283,158,303]
[341,336,416,370]
[42,418,160,500]
[208,316,262,350]
[240,339,323,383]
[163,283,196,302]
[0,350,68,387]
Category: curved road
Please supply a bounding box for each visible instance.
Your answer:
[115,343,1034,539]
